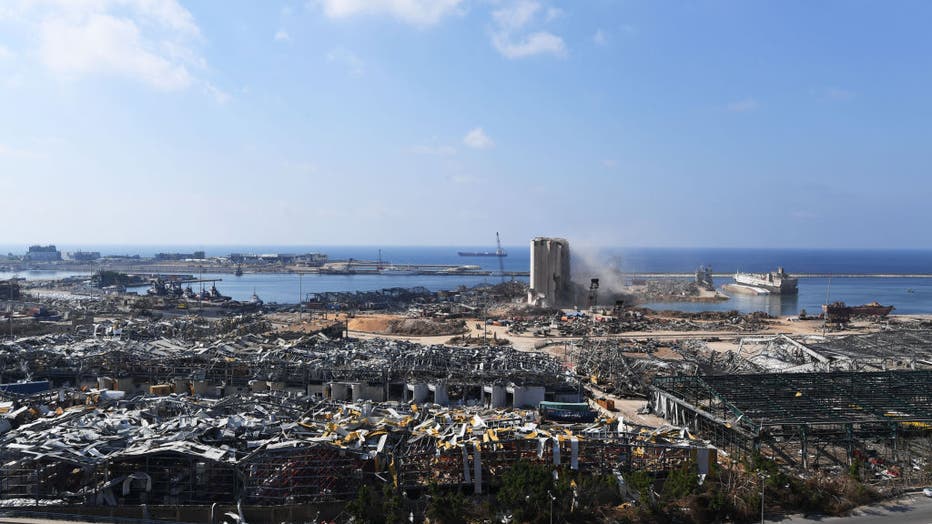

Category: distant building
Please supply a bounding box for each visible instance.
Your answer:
[155,251,205,261]
[24,245,62,262]
[528,237,571,307]
[0,280,20,299]
[229,252,328,266]
[69,251,101,261]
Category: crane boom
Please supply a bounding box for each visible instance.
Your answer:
[496,232,505,282]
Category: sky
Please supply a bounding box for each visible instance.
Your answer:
[0,0,930,249]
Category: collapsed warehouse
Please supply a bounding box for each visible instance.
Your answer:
[0,334,581,408]
[0,328,717,517]
[651,372,931,477]
[644,328,932,484]
[559,326,932,485]
[0,389,713,511]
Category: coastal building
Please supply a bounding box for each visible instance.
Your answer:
[528,237,571,307]
[229,252,328,266]
[24,245,61,262]
[155,251,205,261]
[68,251,101,261]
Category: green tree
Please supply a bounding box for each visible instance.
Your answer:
[426,484,469,524]
[496,460,556,523]
[382,484,405,524]
[346,484,382,523]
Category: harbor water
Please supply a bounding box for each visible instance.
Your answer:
[3,247,932,314]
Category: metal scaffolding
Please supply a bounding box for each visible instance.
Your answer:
[651,371,932,476]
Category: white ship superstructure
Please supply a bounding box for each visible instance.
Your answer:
[732,267,798,294]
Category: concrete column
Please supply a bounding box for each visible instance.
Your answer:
[407,383,428,404]
[429,383,449,405]
[483,385,507,408]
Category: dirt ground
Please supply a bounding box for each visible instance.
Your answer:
[346,313,396,333]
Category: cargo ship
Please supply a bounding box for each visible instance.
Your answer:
[459,232,508,257]
[726,267,798,295]
[458,249,507,257]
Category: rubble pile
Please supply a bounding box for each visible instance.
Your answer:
[638,279,702,300]
[505,308,771,338]
[0,331,574,396]
[0,390,710,507]
[575,340,697,397]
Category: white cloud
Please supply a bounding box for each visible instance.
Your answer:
[0,45,13,59]
[411,144,456,156]
[490,1,566,59]
[39,14,192,90]
[492,0,539,30]
[2,0,222,97]
[314,0,464,26]
[593,29,607,46]
[726,97,759,112]
[492,31,565,59]
[463,127,494,149]
[545,7,562,21]
[326,47,365,77]
[203,83,231,104]
[274,29,290,41]
[824,87,855,101]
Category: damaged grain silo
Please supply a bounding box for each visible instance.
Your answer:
[528,237,571,307]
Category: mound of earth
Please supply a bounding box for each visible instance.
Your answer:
[385,318,467,336]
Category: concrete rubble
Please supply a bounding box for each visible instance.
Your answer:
[1,387,711,507]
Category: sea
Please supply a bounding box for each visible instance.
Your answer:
[2,246,932,315]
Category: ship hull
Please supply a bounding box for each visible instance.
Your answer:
[733,269,798,295]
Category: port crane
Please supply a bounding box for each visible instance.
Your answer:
[496,232,505,283]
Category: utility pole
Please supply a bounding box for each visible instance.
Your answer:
[760,472,767,524]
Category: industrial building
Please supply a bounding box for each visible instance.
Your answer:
[24,244,61,262]
[528,237,571,307]
[650,371,932,473]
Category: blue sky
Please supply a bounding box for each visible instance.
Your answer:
[0,0,930,248]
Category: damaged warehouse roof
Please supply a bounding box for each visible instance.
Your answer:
[0,390,711,507]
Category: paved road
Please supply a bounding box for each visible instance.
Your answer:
[772,493,932,524]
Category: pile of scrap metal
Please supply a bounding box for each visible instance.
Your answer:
[575,340,697,397]
[305,287,436,311]
[0,333,575,404]
[505,309,771,338]
[675,330,932,375]
[0,389,713,508]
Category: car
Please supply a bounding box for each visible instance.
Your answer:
[923,487,932,497]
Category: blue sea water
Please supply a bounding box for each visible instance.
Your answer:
[3,246,932,314]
